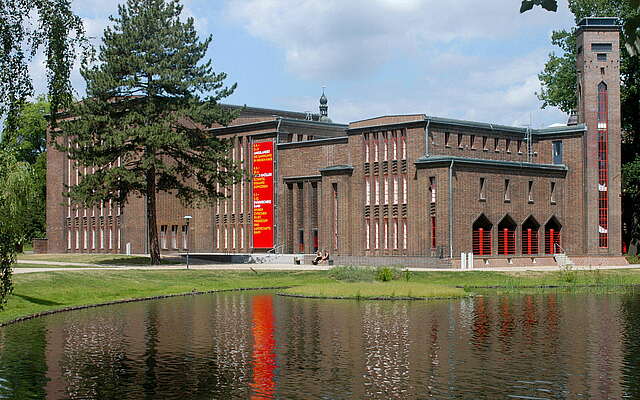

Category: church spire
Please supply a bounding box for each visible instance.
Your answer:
[319,87,331,122]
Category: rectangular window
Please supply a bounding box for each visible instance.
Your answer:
[216,227,220,248]
[182,225,188,249]
[364,134,370,163]
[505,139,511,153]
[597,53,607,62]
[241,226,245,249]
[401,132,407,159]
[504,179,510,202]
[392,132,397,160]
[384,175,389,204]
[383,133,388,161]
[100,228,104,249]
[482,136,488,151]
[429,177,436,203]
[375,220,379,249]
[494,138,499,151]
[550,182,556,204]
[445,132,451,147]
[83,228,88,249]
[517,140,523,153]
[75,229,80,250]
[67,230,72,250]
[109,227,113,249]
[528,180,534,203]
[365,178,371,206]
[366,219,370,249]
[373,134,379,162]
[383,218,388,249]
[470,135,476,150]
[171,225,178,249]
[224,227,228,249]
[479,178,486,200]
[160,225,168,249]
[91,229,96,250]
[232,226,236,249]
[298,229,304,252]
[457,134,464,148]
[552,140,563,164]
[402,175,408,204]
[591,43,612,52]
[431,216,436,249]
[375,176,380,205]
[393,176,399,204]
[393,219,399,249]
[403,219,408,250]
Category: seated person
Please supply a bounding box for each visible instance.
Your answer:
[321,250,330,263]
[312,250,322,265]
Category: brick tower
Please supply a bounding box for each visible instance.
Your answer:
[576,17,622,255]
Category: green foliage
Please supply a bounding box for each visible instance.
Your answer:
[0,149,40,309]
[520,0,558,13]
[537,31,578,113]
[375,266,401,282]
[55,0,241,264]
[0,0,89,131]
[559,265,577,283]
[328,266,375,282]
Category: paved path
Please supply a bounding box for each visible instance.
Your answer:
[13,259,640,274]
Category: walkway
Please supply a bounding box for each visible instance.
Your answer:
[13,259,640,274]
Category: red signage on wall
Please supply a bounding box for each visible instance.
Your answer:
[252,141,274,248]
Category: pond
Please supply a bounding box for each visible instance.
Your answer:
[1,290,639,399]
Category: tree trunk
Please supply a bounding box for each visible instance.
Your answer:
[146,166,161,265]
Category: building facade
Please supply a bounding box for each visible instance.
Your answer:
[45,18,626,267]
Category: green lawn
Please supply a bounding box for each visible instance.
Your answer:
[17,253,182,265]
[2,267,640,325]
[281,281,467,299]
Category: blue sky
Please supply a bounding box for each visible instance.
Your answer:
[29,0,578,128]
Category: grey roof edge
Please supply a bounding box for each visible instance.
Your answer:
[576,17,621,30]
[414,155,568,172]
[277,136,349,149]
[347,115,586,137]
[207,119,277,133]
[349,114,427,125]
[278,117,348,129]
[319,164,355,173]
[283,174,322,182]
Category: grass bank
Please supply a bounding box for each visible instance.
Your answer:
[280,281,466,299]
[18,253,181,265]
[3,265,640,325]
[0,270,329,324]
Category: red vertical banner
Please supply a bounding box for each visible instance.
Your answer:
[253,141,274,248]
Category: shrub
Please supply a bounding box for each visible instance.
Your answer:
[375,266,400,282]
[328,266,375,282]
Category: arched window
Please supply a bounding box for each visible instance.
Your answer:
[472,214,493,256]
[498,215,516,255]
[521,216,540,255]
[545,217,562,254]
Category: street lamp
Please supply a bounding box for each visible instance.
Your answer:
[184,215,192,269]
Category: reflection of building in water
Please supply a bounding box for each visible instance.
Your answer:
[250,295,276,399]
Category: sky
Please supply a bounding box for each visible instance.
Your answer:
[28,0,578,128]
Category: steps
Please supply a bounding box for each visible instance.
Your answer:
[554,253,574,268]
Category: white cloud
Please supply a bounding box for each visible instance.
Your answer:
[226,0,574,80]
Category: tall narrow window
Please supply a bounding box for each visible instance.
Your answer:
[401,132,407,159]
[216,227,220,249]
[479,178,486,201]
[384,175,389,204]
[393,176,399,204]
[402,219,408,250]
[494,138,499,151]
[171,225,178,249]
[505,139,511,153]
[232,226,236,249]
[482,137,488,150]
[365,178,371,206]
[241,226,245,249]
[552,141,563,164]
[366,219,370,249]
[402,175,408,204]
[392,132,397,159]
[597,82,609,248]
[431,216,436,249]
[550,182,556,204]
[517,140,523,154]
[430,177,436,203]
[472,215,493,256]
[373,133,379,162]
[528,180,534,203]
[375,176,380,205]
[504,179,510,202]
[383,133,388,161]
[375,220,379,249]
[67,230,72,250]
[333,183,338,250]
[470,135,476,150]
[445,132,451,147]
[457,134,464,148]
[393,218,399,249]
[160,225,168,249]
[365,134,370,163]
[383,218,388,249]
[298,229,304,252]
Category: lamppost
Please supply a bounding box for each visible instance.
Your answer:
[184,215,192,269]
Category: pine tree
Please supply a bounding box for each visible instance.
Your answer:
[55,0,242,265]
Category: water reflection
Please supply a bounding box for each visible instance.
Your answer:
[0,291,639,399]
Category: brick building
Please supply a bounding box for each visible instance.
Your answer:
[45,18,626,267]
